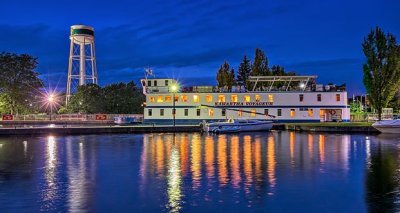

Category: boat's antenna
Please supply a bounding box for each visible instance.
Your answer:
[144,67,154,80]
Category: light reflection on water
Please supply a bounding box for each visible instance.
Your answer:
[0,132,400,212]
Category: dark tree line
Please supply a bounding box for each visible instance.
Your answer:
[216,48,296,90]
[362,27,400,120]
[63,81,145,114]
[0,52,43,114]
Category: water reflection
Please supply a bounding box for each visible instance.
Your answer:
[366,134,400,212]
[139,132,363,211]
[2,132,400,212]
[167,142,182,212]
[42,136,58,210]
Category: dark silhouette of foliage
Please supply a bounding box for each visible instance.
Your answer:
[0,52,43,114]
[362,27,400,120]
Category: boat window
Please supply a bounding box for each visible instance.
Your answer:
[251,109,256,117]
[209,109,214,117]
[160,109,164,116]
[196,109,201,116]
[290,109,295,117]
[149,96,155,102]
[184,109,188,116]
[255,95,261,102]
[308,109,314,117]
[222,109,226,116]
[264,109,269,115]
[336,94,340,102]
[277,109,282,116]
[299,94,304,102]
[193,95,200,103]
[231,95,238,102]
[148,109,152,116]
[238,109,243,117]
[154,80,158,86]
[165,80,169,86]
[268,94,274,102]
[148,80,151,87]
[218,95,225,102]
[165,96,171,102]
[317,94,322,102]
[244,95,251,102]
[157,96,163,102]
[181,95,188,102]
[206,95,213,103]
[174,96,179,102]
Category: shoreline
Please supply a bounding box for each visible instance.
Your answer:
[0,121,380,135]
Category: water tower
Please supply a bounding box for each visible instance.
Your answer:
[66,25,98,105]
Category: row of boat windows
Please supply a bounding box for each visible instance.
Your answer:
[148,94,341,103]
[147,108,315,117]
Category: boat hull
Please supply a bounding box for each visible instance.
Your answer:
[203,120,273,133]
[372,120,400,134]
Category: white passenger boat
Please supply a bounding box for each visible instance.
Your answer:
[140,75,350,125]
[202,119,273,133]
[372,120,400,133]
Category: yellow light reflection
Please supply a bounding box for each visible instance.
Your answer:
[267,135,276,190]
[254,138,262,184]
[217,135,228,186]
[205,135,215,179]
[191,135,201,189]
[167,147,182,212]
[180,135,189,176]
[308,134,313,158]
[290,132,295,163]
[230,136,240,188]
[243,135,253,193]
[156,137,164,176]
[319,134,325,164]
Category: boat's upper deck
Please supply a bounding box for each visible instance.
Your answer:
[141,76,346,94]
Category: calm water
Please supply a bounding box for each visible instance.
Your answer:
[0,132,399,212]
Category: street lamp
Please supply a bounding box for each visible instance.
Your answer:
[47,94,55,121]
[170,83,179,127]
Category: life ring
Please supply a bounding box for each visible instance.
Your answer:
[329,110,336,115]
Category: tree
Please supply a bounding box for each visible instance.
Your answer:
[271,65,285,76]
[251,48,269,76]
[68,84,105,113]
[216,61,235,90]
[362,27,400,120]
[237,55,252,89]
[0,52,43,114]
[104,81,144,114]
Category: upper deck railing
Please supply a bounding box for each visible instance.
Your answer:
[142,76,346,94]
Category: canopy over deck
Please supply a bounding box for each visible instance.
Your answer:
[247,75,318,91]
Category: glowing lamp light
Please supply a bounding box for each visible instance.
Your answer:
[299,83,305,89]
[170,84,178,92]
[48,94,55,103]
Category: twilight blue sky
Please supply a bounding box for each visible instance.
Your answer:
[1,0,399,95]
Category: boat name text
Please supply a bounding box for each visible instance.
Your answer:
[214,102,273,106]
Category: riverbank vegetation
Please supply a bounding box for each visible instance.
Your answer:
[60,81,144,114]
[362,27,400,120]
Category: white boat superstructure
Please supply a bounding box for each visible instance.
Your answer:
[140,75,350,125]
[372,120,400,133]
[202,119,273,133]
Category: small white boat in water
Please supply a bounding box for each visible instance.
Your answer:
[372,120,400,133]
[202,119,273,133]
